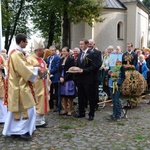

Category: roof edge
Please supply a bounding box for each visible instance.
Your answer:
[103,0,127,10]
[137,0,150,14]
[117,0,127,10]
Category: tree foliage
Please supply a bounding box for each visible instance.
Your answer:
[30,0,61,48]
[2,0,33,51]
[2,0,104,51]
[143,0,150,10]
[31,0,104,48]
[65,0,104,26]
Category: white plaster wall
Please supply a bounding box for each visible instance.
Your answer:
[71,9,127,52]
[94,10,127,52]
[84,23,92,40]
[70,1,149,51]
[123,2,149,48]
[71,22,85,49]
[124,3,137,47]
[136,7,149,48]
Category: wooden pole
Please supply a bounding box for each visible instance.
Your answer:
[97,100,112,105]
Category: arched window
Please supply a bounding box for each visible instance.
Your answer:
[117,21,123,40]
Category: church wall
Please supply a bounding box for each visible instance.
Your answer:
[123,1,149,49]
[93,10,127,52]
[70,22,85,49]
[124,3,137,48]
[71,10,127,52]
[136,7,149,48]
[70,1,149,51]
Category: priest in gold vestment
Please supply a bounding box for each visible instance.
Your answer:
[2,33,44,140]
[0,54,7,123]
[27,41,50,127]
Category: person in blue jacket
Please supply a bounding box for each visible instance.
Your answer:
[108,66,125,121]
[46,46,60,111]
[136,54,149,80]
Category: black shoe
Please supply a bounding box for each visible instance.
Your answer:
[60,112,68,115]
[53,108,58,112]
[50,105,54,109]
[20,132,31,140]
[88,116,94,121]
[36,123,47,128]
[74,114,85,118]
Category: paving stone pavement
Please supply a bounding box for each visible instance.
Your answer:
[1,97,150,150]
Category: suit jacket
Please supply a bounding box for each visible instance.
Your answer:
[92,49,102,81]
[46,54,60,83]
[59,56,75,82]
[122,51,138,66]
[76,50,97,84]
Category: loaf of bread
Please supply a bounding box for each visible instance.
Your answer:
[68,66,81,71]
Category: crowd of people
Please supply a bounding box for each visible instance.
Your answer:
[0,33,150,140]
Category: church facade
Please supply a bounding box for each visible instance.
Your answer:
[71,0,150,51]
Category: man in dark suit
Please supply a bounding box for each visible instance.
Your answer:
[88,39,102,110]
[122,43,138,66]
[75,39,97,121]
[46,46,60,111]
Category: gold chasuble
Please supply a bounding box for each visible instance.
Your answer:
[27,53,50,115]
[4,50,36,120]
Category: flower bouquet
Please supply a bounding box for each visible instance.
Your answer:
[83,53,91,64]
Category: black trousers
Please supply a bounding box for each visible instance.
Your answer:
[93,80,99,107]
[49,83,59,109]
[77,83,95,117]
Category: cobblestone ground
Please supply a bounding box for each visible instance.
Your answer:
[1,96,150,150]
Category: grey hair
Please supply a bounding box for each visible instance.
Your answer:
[73,47,80,51]
[107,45,114,50]
[88,39,95,45]
[116,46,121,49]
[49,45,56,50]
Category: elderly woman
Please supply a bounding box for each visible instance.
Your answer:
[101,46,113,70]
[101,45,114,99]
[113,46,122,54]
[73,47,80,66]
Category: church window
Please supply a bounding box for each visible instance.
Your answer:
[117,21,123,40]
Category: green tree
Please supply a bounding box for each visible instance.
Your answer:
[31,0,61,48]
[61,0,104,47]
[143,0,150,10]
[2,0,33,51]
[31,0,104,48]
